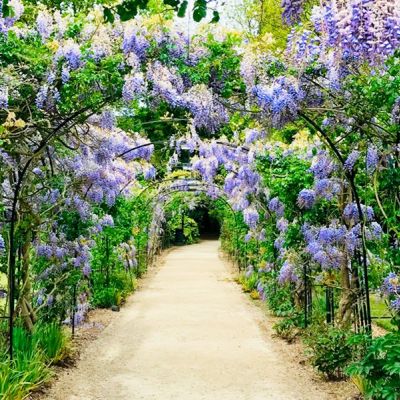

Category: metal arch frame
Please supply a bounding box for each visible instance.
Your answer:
[4,138,255,359]
[136,177,242,271]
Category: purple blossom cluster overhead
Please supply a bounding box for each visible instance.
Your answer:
[0,233,5,254]
[252,76,305,128]
[281,0,305,25]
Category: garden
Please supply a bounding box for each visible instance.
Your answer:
[0,0,399,398]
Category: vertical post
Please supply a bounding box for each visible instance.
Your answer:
[326,286,334,325]
[105,236,110,287]
[304,264,308,328]
[8,236,16,361]
[71,284,77,338]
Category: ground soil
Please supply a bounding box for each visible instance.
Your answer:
[38,240,360,400]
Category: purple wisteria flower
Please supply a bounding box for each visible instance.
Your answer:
[244,128,264,144]
[122,25,149,60]
[47,294,54,306]
[61,65,70,83]
[245,264,254,278]
[36,85,49,109]
[278,260,298,284]
[99,214,114,227]
[100,110,116,131]
[390,298,400,312]
[381,272,400,296]
[0,234,5,254]
[366,146,379,174]
[62,41,81,69]
[391,97,400,125]
[281,0,304,25]
[122,73,146,102]
[366,222,383,241]
[303,222,348,269]
[32,167,44,177]
[243,207,259,228]
[309,151,336,179]
[344,150,360,171]
[252,76,304,128]
[276,218,289,233]
[343,202,374,223]
[36,10,53,41]
[268,197,285,217]
[297,189,316,209]
[143,165,156,180]
[36,243,53,258]
[0,86,8,109]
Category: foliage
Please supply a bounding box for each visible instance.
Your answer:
[0,323,69,399]
[33,323,70,363]
[347,333,400,400]
[0,1,398,398]
[303,325,354,380]
[273,312,303,343]
[91,272,137,308]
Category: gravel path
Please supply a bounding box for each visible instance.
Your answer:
[43,240,335,400]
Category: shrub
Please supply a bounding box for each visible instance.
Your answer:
[91,287,119,308]
[91,271,137,308]
[303,325,354,380]
[264,281,294,316]
[240,273,258,292]
[273,312,304,342]
[346,333,400,400]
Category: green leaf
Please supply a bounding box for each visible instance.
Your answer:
[211,10,220,23]
[193,0,207,22]
[103,8,115,24]
[177,0,188,17]
[2,0,13,18]
[163,0,181,8]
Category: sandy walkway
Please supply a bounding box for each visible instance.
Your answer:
[43,240,333,400]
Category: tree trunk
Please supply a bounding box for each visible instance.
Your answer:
[336,257,355,327]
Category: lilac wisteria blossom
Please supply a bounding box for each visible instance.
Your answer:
[243,207,259,229]
[122,73,147,102]
[297,189,316,209]
[0,86,8,109]
[366,146,379,174]
[55,40,82,69]
[343,202,374,224]
[36,9,53,41]
[118,240,138,270]
[0,234,5,254]
[122,23,149,60]
[303,223,347,270]
[381,272,400,312]
[344,150,360,171]
[279,260,298,284]
[100,110,116,131]
[252,76,305,128]
[281,0,305,25]
[268,197,285,217]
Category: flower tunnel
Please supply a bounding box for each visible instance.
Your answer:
[0,0,399,396]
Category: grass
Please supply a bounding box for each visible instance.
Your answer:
[370,293,396,332]
[0,323,71,400]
